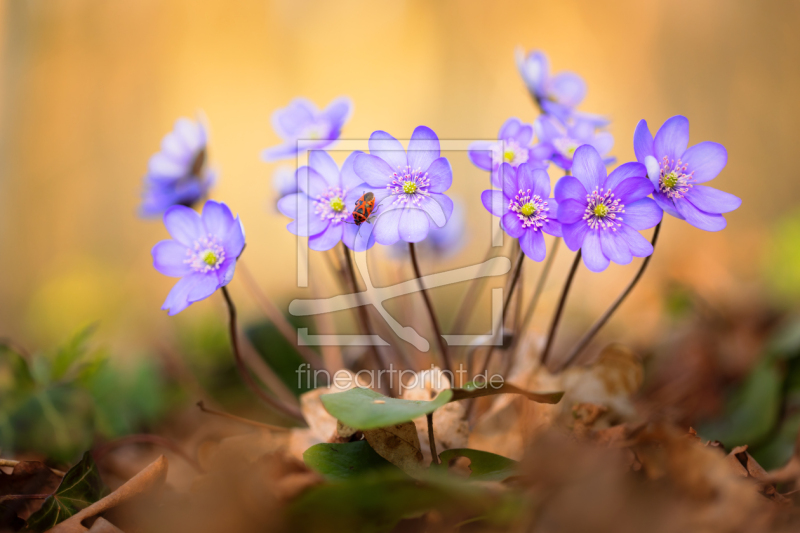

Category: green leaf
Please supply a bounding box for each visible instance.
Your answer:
[320,388,453,430]
[26,451,107,532]
[51,324,98,381]
[246,320,319,397]
[450,381,564,404]
[303,441,402,480]
[437,448,519,482]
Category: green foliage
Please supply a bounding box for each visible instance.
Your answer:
[245,319,320,397]
[303,441,401,480]
[320,388,453,430]
[437,448,519,482]
[26,452,108,532]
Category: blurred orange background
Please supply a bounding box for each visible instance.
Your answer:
[1,0,797,357]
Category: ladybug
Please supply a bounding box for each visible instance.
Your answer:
[351,191,375,226]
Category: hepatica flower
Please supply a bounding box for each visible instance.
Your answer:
[354,127,453,245]
[480,162,561,261]
[141,116,215,217]
[152,200,245,315]
[634,115,741,231]
[555,145,662,272]
[261,97,352,162]
[387,198,467,259]
[468,118,549,187]
[515,47,586,120]
[535,115,614,171]
[277,150,373,251]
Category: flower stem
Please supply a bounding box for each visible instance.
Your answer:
[409,242,453,373]
[341,244,385,373]
[478,246,526,375]
[540,250,582,367]
[220,286,305,422]
[519,238,561,335]
[558,222,662,370]
[427,412,439,465]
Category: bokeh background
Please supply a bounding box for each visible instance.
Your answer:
[1,0,799,358]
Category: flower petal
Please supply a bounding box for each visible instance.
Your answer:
[297,166,329,198]
[554,175,588,203]
[652,191,684,220]
[600,229,632,265]
[681,141,728,184]
[399,207,430,243]
[543,198,562,237]
[468,141,494,171]
[261,143,301,162]
[675,198,727,231]
[557,198,586,225]
[498,118,522,141]
[562,221,589,252]
[407,126,440,172]
[224,216,246,258]
[685,185,741,214]
[426,157,453,193]
[164,205,206,247]
[340,151,364,191]
[309,223,344,251]
[500,163,518,199]
[520,229,546,262]
[344,220,376,252]
[633,119,655,162]
[372,206,402,245]
[581,230,610,272]
[277,193,304,219]
[369,130,407,170]
[612,177,654,204]
[309,150,341,187]
[152,240,191,277]
[502,212,525,238]
[289,207,329,237]
[272,98,316,139]
[622,198,663,230]
[548,72,586,107]
[481,190,507,217]
[354,153,394,188]
[654,115,690,162]
[618,224,654,257]
[202,200,235,239]
[604,162,647,191]
[217,258,237,286]
[426,193,454,225]
[571,145,607,192]
[322,96,353,129]
[187,272,220,303]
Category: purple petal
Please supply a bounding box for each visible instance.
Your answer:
[224,217,246,258]
[427,193,454,224]
[288,209,329,237]
[344,221,376,252]
[164,205,206,247]
[571,145,607,192]
[604,162,647,191]
[562,221,589,252]
[500,163,518,199]
[533,115,565,143]
[512,123,534,146]
[654,115,690,162]
[272,98,316,138]
[600,230,632,265]
[309,150,341,187]
[468,141,494,171]
[502,212,525,238]
[261,143,301,162]
[520,229,546,262]
[652,191,684,220]
[322,96,353,129]
[623,198,663,230]
[152,240,191,277]
[174,118,205,152]
[554,175,588,202]
[498,118,522,141]
[354,154,394,188]
[407,126,440,172]
[162,273,205,316]
[531,168,551,199]
[516,163,536,193]
[148,152,186,179]
[187,272,220,303]
[613,177,654,204]
[557,198,586,225]
[372,206,402,245]
[481,190,507,217]
[581,230,610,272]
[633,120,655,162]
[217,258,237,286]
[399,208,430,243]
[277,193,304,219]
[297,167,329,198]
[685,185,741,214]
[515,47,549,93]
[618,225,654,257]
[543,198,562,237]
[201,200,235,239]
[590,132,614,157]
[309,223,344,251]
[426,158,452,193]
[368,131,407,170]
[675,198,727,231]
[548,72,586,107]
[340,151,364,191]
[681,141,728,184]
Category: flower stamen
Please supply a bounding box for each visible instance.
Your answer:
[658,156,694,200]
[509,188,550,230]
[583,187,624,231]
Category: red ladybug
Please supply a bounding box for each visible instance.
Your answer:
[351,191,375,226]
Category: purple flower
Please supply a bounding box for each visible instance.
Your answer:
[515,47,586,121]
[480,162,562,261]
[468,118,549,188]
[277,150,374,252]
[353,126,453,246]
[140,116,215,217]
[152,200,245,315]
[261,97,352,162]
[535,114,615,171]
[555,145,662,272]
[387,198,467,259]
[272,165,297,198]
[634,115,741,231]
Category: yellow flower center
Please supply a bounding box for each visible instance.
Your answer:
[664,171,679,189]
[202,250,218,266]
[403,181,417,194]
[593,204,609,218]
[330,197,345,212]
[503,150,515,162]
[520,202,536,217]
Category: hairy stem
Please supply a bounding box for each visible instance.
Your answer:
[427,413,439,465]
[221,286,305,422]
[558,222,662,370]
[409,243,453,373]
[540,251,582,367]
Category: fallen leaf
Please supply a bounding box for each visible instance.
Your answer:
[321,387,452,430]
[437,449,519,482]
[0,460,61,524]
[363,422,424,476]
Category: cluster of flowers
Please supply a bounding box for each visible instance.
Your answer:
[143,48,741,315]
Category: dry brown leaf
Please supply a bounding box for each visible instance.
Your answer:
[87,517,124,533]
[298,371,356,443]
[363,421,424,476]
[0,460,61,522]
